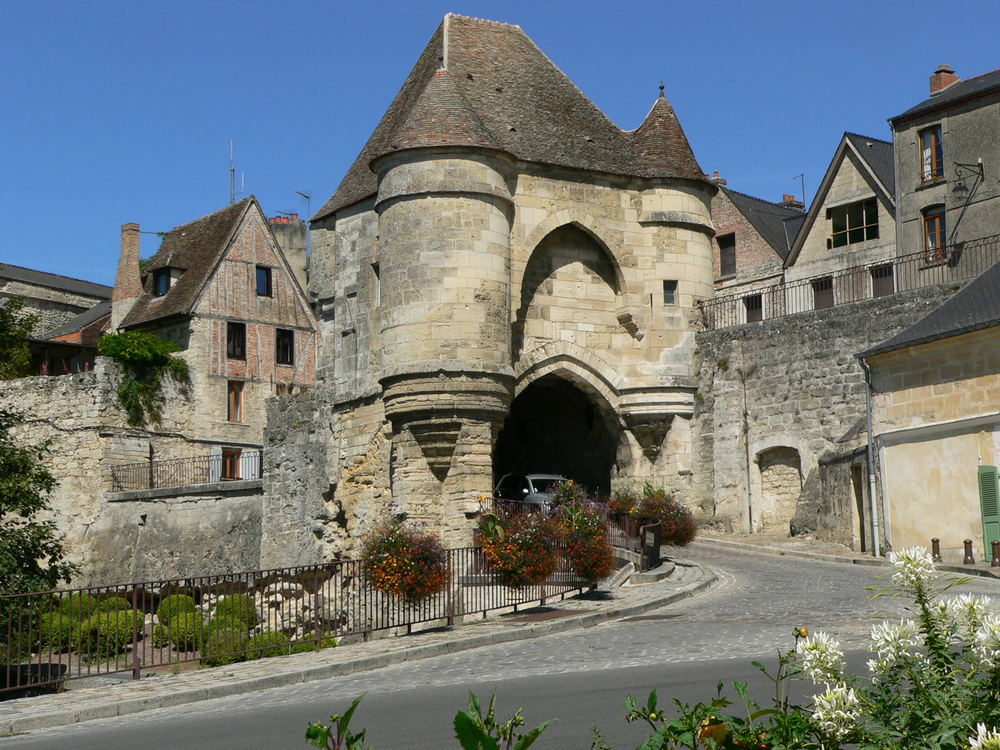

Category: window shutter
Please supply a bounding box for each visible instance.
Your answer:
[978,465,1000,560]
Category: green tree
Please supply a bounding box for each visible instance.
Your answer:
[0,407,77,596]
[0,297,39,379]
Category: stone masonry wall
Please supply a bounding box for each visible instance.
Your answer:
[693,282,965,545]
[0,358,266,586]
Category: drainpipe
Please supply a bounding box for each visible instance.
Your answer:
[859,356,881,557]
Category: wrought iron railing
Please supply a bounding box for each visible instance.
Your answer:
[699,234,1000,330]
[0,546,590,696]
[110,449,263,492]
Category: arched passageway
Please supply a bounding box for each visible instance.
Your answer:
[493,374,618,497]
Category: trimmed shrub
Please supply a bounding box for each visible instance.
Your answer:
[37,612,75,652]
[213,594,257,629]
[75,609,143,658]
[156,593,197,625]
[201,627,249,667]
[248,630,291,659]
[208,615,250,633]
[162,611,205,651]
[361,516,450,603]
[151,623,171,648]
[97,596,130,613]
[59,593,98,621]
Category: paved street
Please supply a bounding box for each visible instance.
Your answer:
[3,545,999,749]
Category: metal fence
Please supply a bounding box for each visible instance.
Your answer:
[0,546,593,697]
[110,449,263,492]
[699,234,1000,330]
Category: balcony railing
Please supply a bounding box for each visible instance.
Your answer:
[699,234,1000,330]
[110,449,263,492]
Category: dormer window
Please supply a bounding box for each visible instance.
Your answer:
[153,268,171,297]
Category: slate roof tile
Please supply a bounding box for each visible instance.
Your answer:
[0,263,112,300]
[120,197,253,328]
[720,187,804,261]
[316,14,705,219]
[890,69,1000,123]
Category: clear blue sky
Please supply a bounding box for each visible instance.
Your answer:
[3,0,998,286]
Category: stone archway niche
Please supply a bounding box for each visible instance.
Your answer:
[492,374,618,497]
[756,446,802,532]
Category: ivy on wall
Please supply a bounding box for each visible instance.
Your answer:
[98,331,190,426]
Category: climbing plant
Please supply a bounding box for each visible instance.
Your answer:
[0,297,38,380]
[97,331,189,426]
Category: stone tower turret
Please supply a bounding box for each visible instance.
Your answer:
[372,68,514,539]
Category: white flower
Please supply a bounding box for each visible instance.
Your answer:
[947,593,992,639]
[970,723,1000,750]
[867,619,920,679]
[798,631,846,686]
[888,547,937,591]
[811,685,860,741]
[973,614,1000,669]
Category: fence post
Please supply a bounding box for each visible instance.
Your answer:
[131,587,141,681]
[147,444,154,490]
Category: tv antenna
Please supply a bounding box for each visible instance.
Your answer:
[229,141,245,203]
[792,173,806,205]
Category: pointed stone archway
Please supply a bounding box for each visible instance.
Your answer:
[493,373,620,497]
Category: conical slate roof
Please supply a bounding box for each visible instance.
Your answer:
[315,14,707,219]
[631,90,704,181]
[381,68,499,154]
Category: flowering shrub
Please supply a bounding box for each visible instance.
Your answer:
[361,515,450,603]
[624,546,1000,749]
[555,493,614,582]
[478,510,561,588]
[609,484,697,547]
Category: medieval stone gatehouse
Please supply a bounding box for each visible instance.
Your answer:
[264,14,717,562]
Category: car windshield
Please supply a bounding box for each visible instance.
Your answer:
[530,478,564,494]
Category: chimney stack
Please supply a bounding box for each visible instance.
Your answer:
[930,64,960,95]
[111,223,142,330]
[779,193,805,211]
[710,169,728,187]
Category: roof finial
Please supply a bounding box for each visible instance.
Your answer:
[658,81,665,97]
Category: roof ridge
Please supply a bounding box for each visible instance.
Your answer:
[0,262,112,291]
[721,185,799,212]
[958,66,1000,84]
[444,12,520,29]
[844,131,891,145]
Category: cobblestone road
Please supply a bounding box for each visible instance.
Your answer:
[8,545,1000,746]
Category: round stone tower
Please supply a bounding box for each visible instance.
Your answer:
[371,69,515,542]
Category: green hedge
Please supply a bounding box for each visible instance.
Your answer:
[37,612,76,652]
[59,593,98,621]
[74,609,143,658]
[201,627,249,667]
[212,594,257,629]
[156,594,197,625]
[161,611,205,651]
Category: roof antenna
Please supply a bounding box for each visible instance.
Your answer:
[229,140,236,204]
[792,173,806,205]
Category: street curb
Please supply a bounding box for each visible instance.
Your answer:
[693,538,1000,580]
[0,565,718,737]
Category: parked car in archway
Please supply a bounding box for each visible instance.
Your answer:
[493,472,567,510]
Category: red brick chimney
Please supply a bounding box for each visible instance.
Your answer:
[930,64,960,95]
[111,222,141,329]
[779,193,805,211]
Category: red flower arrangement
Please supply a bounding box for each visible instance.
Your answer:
[555,493,614,582]
[478,510,561,589]
[361,515,451,603]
